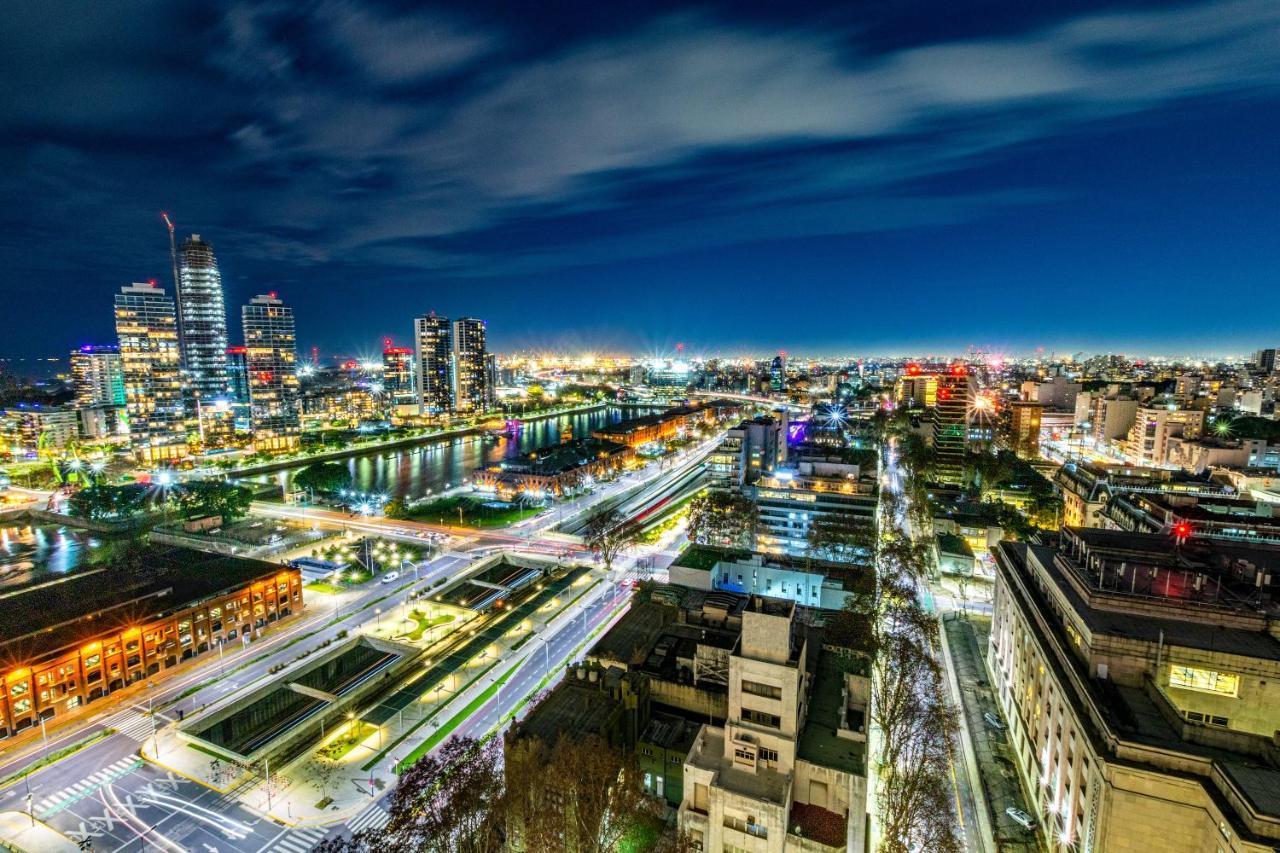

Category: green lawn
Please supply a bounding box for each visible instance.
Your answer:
[304,581,343,595]
[398,496,543,528]
[397,661,520,771]
[395,611,456,642]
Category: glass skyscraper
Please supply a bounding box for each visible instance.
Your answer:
[242,293,300,452]
[114,282,188,463]
[177,235,230,401]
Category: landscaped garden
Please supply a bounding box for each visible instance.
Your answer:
[390,495,544,528]
[317,721,378,762]
[393,609,456,642]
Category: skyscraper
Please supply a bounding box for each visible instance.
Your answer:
[770,352,786,393]
[931,364,972,484]
[225,346,250,404]
[70,344,125,408]
[176,235,230,401]
[414,313,453,414]
[114,282,188,464]
[450,317,488,412]
[242,293,300,452]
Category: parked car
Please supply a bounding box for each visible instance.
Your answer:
[381,571,400,584]
[1006,807,1037,831]
[983,712,1007,730]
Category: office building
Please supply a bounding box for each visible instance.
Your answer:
[114,282,188,464]
[1075,392,1140,448]
[70,345,125,408]
[1008,400,1045,458]
[770,353,786,393]
[990,528,1280,852]
[1253,348,1277,374]
[0,547,301,739]
[176,235,230,401]
[414,313,453,414]
[450,317,489,412]
[225,346,250,404]
[242,293,300,452]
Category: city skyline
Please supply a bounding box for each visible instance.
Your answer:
[2,0,1279,360]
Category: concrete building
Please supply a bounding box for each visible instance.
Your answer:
[1075,392,1140,449]
[414,312,453,414]
[932,367,972,483]
[380,341,415,407]
[990,528,1280,852]
[114,282,188,464]
[1055,460,1230,529]
[710,416,784,490]
[669,545,874,611]
[679,597,869,853]
[1008,400,1045,459]
[449,317,489,412]
[0,404,79,455]
[242,293,301,452]
[746,456,878,559]
[1022,377,1082,412]
[1124,405,1205,465]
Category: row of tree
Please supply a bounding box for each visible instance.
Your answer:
[318,734,690,853]
[67,480,252,523]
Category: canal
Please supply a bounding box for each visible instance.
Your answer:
[248,405,660,499]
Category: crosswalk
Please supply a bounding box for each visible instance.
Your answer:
[35,756,142,818]
[102,707,156,741]
[346,802,391,834]
[264,825,329,853]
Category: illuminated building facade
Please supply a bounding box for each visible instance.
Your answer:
[381,341,415,407]
[931,366,972,484]
[450,317,488,412]
[0,549,301,740]
[114,282,188,464]
[1123,404,1205,465]
[770,352,786,393]
[70,345,125,408]
[225,346,250,403]
[414,313,453,414]
[242,293,300,452]
[176,235,230,402]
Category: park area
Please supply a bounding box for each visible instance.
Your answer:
[393,495,544,528]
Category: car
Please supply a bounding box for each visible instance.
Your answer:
[1006,807,1037,831]
[983,712,1007,730]
[381,571,400,584]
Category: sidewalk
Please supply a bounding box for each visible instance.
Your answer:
[0,810,81,852]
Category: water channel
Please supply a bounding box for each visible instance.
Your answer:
[249,405,660,499]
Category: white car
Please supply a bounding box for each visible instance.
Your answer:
[381,571,400,584]
[1006,807,1037,831]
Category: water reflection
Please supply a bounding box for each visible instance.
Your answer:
[264,406,658,498]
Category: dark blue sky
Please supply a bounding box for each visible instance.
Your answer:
[2,0,1278,360]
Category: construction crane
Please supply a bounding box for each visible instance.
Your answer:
[161,212,180,296]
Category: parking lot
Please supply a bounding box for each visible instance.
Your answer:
[943,613,1045,852]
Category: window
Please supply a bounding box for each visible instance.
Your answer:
[740,708,781,729]
[733,748,755,764]
[1209,715,1229,728]
[741,680,782,700]
[759,747,779,763]
[1169,665,1239,697]
[10,682,29,697]
[13,698,31,715]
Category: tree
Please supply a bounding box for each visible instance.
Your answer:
[294,462,353,496]
[805,513,875,566]
[313,756,342,802]
[686,491,758,549]
[584,508,638,571]
[383,497,409,519]
[174,480,252,522]
[66,483,152,521]
[505,732,655,853]
[316,736,504,853]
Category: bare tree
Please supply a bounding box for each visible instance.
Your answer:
[584,508,639,571]
[686,491,758,549]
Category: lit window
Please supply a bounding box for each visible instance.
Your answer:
[1169,665,1239,697]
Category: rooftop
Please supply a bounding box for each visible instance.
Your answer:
[936,531,974,557]
[797,649,868,776]
[502,437,629,475]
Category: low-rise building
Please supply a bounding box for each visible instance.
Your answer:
[669,545,873,611]
[0,548,302,739]
[990,528,1280,852]
[472,436,632,498]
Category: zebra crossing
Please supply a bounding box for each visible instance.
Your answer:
[264,825,329,853]
[102,707,156,741]
[34,756,142,818]
[346,802,391,834]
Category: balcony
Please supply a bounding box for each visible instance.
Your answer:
[790,801,848,851]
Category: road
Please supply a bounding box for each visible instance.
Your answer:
[0,443,708,851]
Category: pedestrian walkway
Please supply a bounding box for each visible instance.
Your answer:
[35,756,142,818]
[264,824,330,853]
[346,802,391,834]
[102,706,157,741]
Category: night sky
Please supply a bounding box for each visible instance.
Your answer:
[2,0,1279,361]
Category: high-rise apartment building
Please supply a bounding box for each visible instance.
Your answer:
[1123,404,1205,465]
[70,344,125,408]
[414,313,453,414]
[114,282,188,463]
[176,235,230,401]
[450,317,488,412]
[1007,400,1044,459]
[242,293,300,452]
[381,340,415,407]
[225,346,250,404]
[931,366,972,483]
[770,352,786,393]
